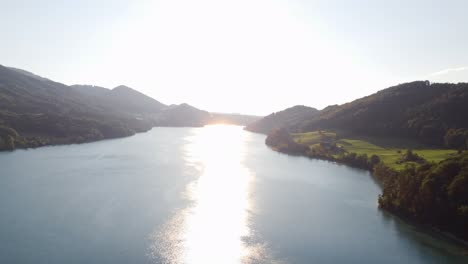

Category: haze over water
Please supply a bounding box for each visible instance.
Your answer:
[0,125,467,263]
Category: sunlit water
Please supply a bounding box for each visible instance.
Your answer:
[152,126,264,263]
[0,125,467,264]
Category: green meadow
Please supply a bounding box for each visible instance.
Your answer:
[292,131,458,170]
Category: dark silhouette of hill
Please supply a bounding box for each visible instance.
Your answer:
[0,65,259,151]
[71,84,166,114]
[0,65,165,150]
[8,67,51,82]
[208,113,261,126]
[155,103,211,127]
[245,105,319,134]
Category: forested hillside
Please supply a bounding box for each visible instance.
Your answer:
[155,103,211,127]
[71,84,167,114]
[377,152,468,241]
[0,65,260,151]
[245,105,319,134]
[299,81,468,148]
[250,81,468,149]
[0,65,164,150]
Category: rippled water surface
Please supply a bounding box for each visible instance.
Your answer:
[0,125,467,263]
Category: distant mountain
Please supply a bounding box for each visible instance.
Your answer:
[0,65,162,150]
[71,84,166,115]
[208,113,261,126]
[8,67,51,82]
[245,105,319,134]
[0,64,262,151]
[156,103,211,127]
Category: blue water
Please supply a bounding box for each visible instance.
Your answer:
[0,126,466,263]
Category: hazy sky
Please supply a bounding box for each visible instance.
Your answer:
[1,0,467,115]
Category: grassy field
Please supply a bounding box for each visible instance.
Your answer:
[292,131,336,145]
[292,131,458,170]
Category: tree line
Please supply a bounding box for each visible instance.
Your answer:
[376,152,468,241]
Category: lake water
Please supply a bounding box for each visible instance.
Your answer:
[0,125,467,264]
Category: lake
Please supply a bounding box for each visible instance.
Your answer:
[0,125,467,263]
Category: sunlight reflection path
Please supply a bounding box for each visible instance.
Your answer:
[151,125,275,264]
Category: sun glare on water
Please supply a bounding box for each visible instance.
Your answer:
[151,125,273,264]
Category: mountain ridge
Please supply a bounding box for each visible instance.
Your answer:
[245,105,319,134]
[248,81,468,148]
[0,65,261,151]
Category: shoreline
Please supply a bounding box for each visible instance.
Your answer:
[2,127,467,252]
[0,130,143,152]
[0,124,226,152]
[262,134,468,250]
[385,207,468,252]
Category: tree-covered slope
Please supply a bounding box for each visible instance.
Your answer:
[71,84,166,115]
[245,105,319,134]
[377,151,468,241]
[155,103,212,127]
[256,81,468,148]
[0,65,160,150]
[299,81,468,147]
[0,64,262,151]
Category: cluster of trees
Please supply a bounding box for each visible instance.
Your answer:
[265,128,309,154]
[0,110,154,151]
[307,146,381,170]
[269,134,383,171]
[444,128,468,149]
[0,125,18,150]
[265,128,382,170]
[335,152,381,170]
[377,152,468,241]
[397,149,426,164]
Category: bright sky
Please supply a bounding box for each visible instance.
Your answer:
[1,0,467,115]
